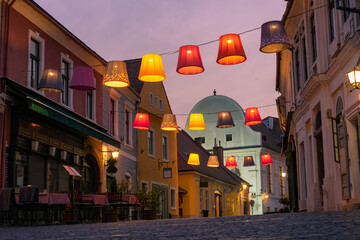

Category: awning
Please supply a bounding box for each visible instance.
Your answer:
[5,79,121,148]
[63,165,82,177]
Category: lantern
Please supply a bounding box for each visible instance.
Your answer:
[225,156,237,168]
[188,153,200,165]
[38,69,63,92]
[346,58,360,90]
[217,111,235,128]
[243,156,255,167]
[217,34,247,65]
[177,45,204,75]
[103,61,129,87]
[133,113,150,130]
[260,21,292,53]
[160,114,178,131]
[261,154,273,165]
[138,54,166,82]
[207,155,219,167]
[188,113,206,130]
[69,66,95,91]
[245,108,262,125]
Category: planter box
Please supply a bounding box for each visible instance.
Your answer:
[103,212,118,222]
[144,209,157,220]
[63,213,78,224]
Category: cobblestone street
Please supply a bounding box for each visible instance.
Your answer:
[1,210,359,239]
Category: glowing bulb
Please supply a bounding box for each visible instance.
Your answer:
[149,59,153,62]
[281,172,286,178]
[227,40,232,43]
[49,72,54,76]
[222,113,226,116]
[187,50,192,54]
[271,25,277,29]
[243,184,247,190]
[264,194,269,199]
[195,115,197,118]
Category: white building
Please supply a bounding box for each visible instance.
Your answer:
[185,92,288,214]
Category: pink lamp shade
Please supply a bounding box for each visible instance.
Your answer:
[225,156,237,168]
[217,111,235,128]
[243,156,255,167]
[261,154,273,165]
[260,21,292,53]
[38,69,63,92]
[103,61,130,87]
[177,45,204,75]
[217,34,247,65]
[133,113,150,130]
[245,107,262,125]
[69,66,96,91]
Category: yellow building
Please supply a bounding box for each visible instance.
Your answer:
[126,59,178,219]
[177,130,249,218]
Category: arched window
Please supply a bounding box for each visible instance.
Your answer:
[336,96,343,117]
[315,111,322,130]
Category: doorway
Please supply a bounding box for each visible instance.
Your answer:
[315,110,325,206]
[214,190,222,217]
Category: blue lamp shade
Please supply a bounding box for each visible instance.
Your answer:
[243,156,255,167]
[38,69,63,92]
[260,21,292,53]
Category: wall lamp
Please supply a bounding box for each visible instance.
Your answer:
[102,150,119,161]
[281,172,287,178]
[346,57,360,91]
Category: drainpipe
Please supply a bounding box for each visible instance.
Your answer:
[134,99,141,193]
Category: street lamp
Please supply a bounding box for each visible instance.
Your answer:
[281,172,287,178]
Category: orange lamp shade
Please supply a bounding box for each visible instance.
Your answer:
[225,156,237,168]
[138,54,166,82]
[207,155,219,167]
[217,111,235,128]
[176,45,204,75]
[160,114,178,131]
[217,34,247,65]
[188,153,200,165]
[261,154,273,165]
[244,107,262,125]
[188,113,206,130]
[103,61,130,87]
[133,113,150,130]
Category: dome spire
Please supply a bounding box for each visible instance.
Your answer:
[213,89,216,96]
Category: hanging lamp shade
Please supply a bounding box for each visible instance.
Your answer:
[38,69,63,92]
[176,45,204,75]
[69,66,96,91]
[217,34,247,65]
[225,156,237,168]
[188,113,206,130]
[261,154,273,165]
[133,113,150,130]
[245,107,262,125]
[260,21,292,53]
[217,111,235,128]
[188,153,200,165]
[138,54,166,82]
[207,155,220,167]
[243,156,255,167]
[160,114,178,131]
[103,61,129,87]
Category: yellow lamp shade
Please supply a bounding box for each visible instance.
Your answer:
[103,61,130,87]
[188,153,200,165]
[207,155,219,167]
[160,114,178,131]
[188,113,206,130]
[138,54,166,82]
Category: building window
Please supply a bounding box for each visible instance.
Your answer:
[199,188,204,210]
[110,99,115,135]
[162,134,169,161]
[148,129,155,156]
[295,49,301,92]
[201,137,205,143]
[302,37,308,82]
[205,189,209,210]
[86,90,95,120]
[226,134,232,142]
[125,109,130,145]
[154,96,158,108]
[170,188,176,209]
[61,61,70,105]
[149,93,153,106]
[280,167,285,196]
[267,164,272,194]
[163,168,172,178]
[125,172,132,192]
[342,0,350,23]
[310,15,317,63]
[141,182,148,191]
[30,39,40,89]
[328,0,336,43]
[159,99,163,111]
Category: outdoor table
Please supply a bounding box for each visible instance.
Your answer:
[122,195,139,204]
[82,194,109,206]
[38,193,70,204]
[19,186,39,203]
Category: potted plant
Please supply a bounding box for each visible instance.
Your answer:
[136,185,163,220]
[103,206,118,222]
[63,204,78,224]
[279,195,290,213]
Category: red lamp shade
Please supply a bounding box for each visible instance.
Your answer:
[176,45,204,75]
[225,156,237,168]
[243,156,255,167]
[261,154,273,165]
[70,66,96,91]
[244,107,262,125]
[217,34,247,65]
[217,111,235,128]
[133,113,149,130]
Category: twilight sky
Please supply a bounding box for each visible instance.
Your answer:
[35,0,288,129]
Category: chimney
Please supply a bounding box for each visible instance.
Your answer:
[213,138,224,165]
[194,137,203,146]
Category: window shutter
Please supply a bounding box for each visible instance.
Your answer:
[337,115,351,200]
[332,118,340,163]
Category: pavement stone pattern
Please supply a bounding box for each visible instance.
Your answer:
[0,210,359,239]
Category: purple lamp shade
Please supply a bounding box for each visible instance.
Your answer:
[38,69,63,92]
[69,66,96,91]
[260,20,292,53]
[217,111,235,128]
[243,156,255,167]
